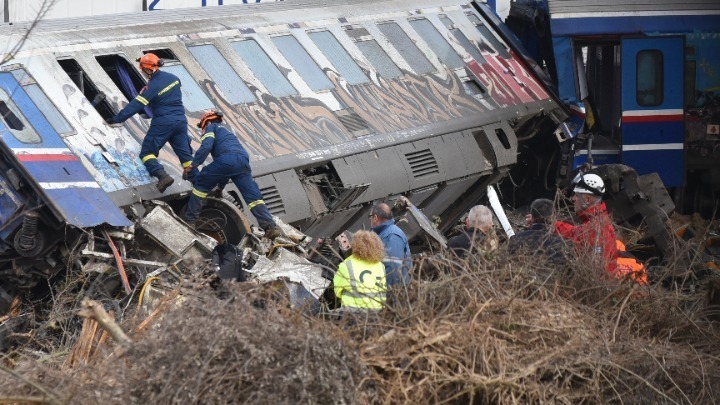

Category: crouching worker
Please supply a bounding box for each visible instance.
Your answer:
[333,231,387,311]
[107,53,193,193]
[183,110,280,239]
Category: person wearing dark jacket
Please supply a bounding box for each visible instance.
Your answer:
[108,53,193,193]
[370,203,411,287]
[508,198,568,264]
[183,110,280,239]
[447,205,498,259]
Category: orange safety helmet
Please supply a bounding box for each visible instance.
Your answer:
[197,110,224,130]
[136,53,164,72]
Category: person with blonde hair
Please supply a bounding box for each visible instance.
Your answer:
[333,230,387,310]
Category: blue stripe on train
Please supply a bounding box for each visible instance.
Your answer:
[622,149,685,187]
[0,72,131,227]
[18,160,97,183]
[622,121,685,145]
[551,15,720,36]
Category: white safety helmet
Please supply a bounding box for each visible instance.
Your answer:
[573,173,605,196]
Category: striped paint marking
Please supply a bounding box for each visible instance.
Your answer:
[38,182,101,189]
[14,148,78,162]
[622,109,683,123]
[622,143,684,151]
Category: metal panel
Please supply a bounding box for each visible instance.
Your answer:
[547,0,720,14]
[453,130,493,175]
[332,147,410,204]
[254,170,313,224]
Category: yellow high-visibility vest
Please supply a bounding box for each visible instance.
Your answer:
[333,255,387,309]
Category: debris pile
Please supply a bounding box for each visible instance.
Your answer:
[1,243,719,403]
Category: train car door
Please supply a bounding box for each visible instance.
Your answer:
[620,37,685,187]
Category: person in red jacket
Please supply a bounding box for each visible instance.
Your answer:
[554,173,619,275]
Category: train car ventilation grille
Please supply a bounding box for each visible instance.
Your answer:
[335,109,372,137]
[260,186,285,215]
[405,149,439,178]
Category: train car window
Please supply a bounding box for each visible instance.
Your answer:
[636,50,663,107]
[439,16,485,65]
[57,58,116,121]
[409,18,464,69]
[344,26,402,79]
[464,13,511,58]
[10,67,74,135]
[231,39,297,97]
[23,85,74,135]
[377,22,435,75]
[160,64,215,112]
[188,44,256,105]
[684,47,696,107]
[95,54,146,102]
[142,48,178,61]
[308,31,369,85]
[0,88,41,143]
[272,35,334,92]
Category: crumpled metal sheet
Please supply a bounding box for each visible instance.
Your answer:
[139,204,217,257]
[246,248,330,299]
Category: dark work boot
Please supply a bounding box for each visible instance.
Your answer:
[264,224,282,240]
[154,170,174,193]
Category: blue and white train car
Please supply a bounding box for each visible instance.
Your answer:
[544,0,720,214]
[0,0,564,290]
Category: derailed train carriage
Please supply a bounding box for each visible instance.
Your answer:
[0,0,566,294]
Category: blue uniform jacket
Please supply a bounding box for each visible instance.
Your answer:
[112,70,185,123]
[508,223,569,265]
[192,123,249,168]
[372,219,411,287]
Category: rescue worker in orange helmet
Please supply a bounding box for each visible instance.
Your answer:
[183,110,281,239]
[107,53,193,193]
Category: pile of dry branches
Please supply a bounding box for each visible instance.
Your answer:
[1,245,719,404]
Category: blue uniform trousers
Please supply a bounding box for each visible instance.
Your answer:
[185,154,274,229]
[140,118,193,176]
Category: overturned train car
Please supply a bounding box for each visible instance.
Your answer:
[0,0,565,289]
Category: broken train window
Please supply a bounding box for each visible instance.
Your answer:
[0,87,41,143]
[57,58,116,121]
[440,15,486,65]
[10,69,74,136]
[96,54,146,102]
[464,12,511,59]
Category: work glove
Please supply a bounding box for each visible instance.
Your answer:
[105,116,117,125]
[182,166,199,183]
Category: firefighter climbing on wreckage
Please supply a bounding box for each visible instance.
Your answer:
[183,110,281,239]
[106,53,194,193]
